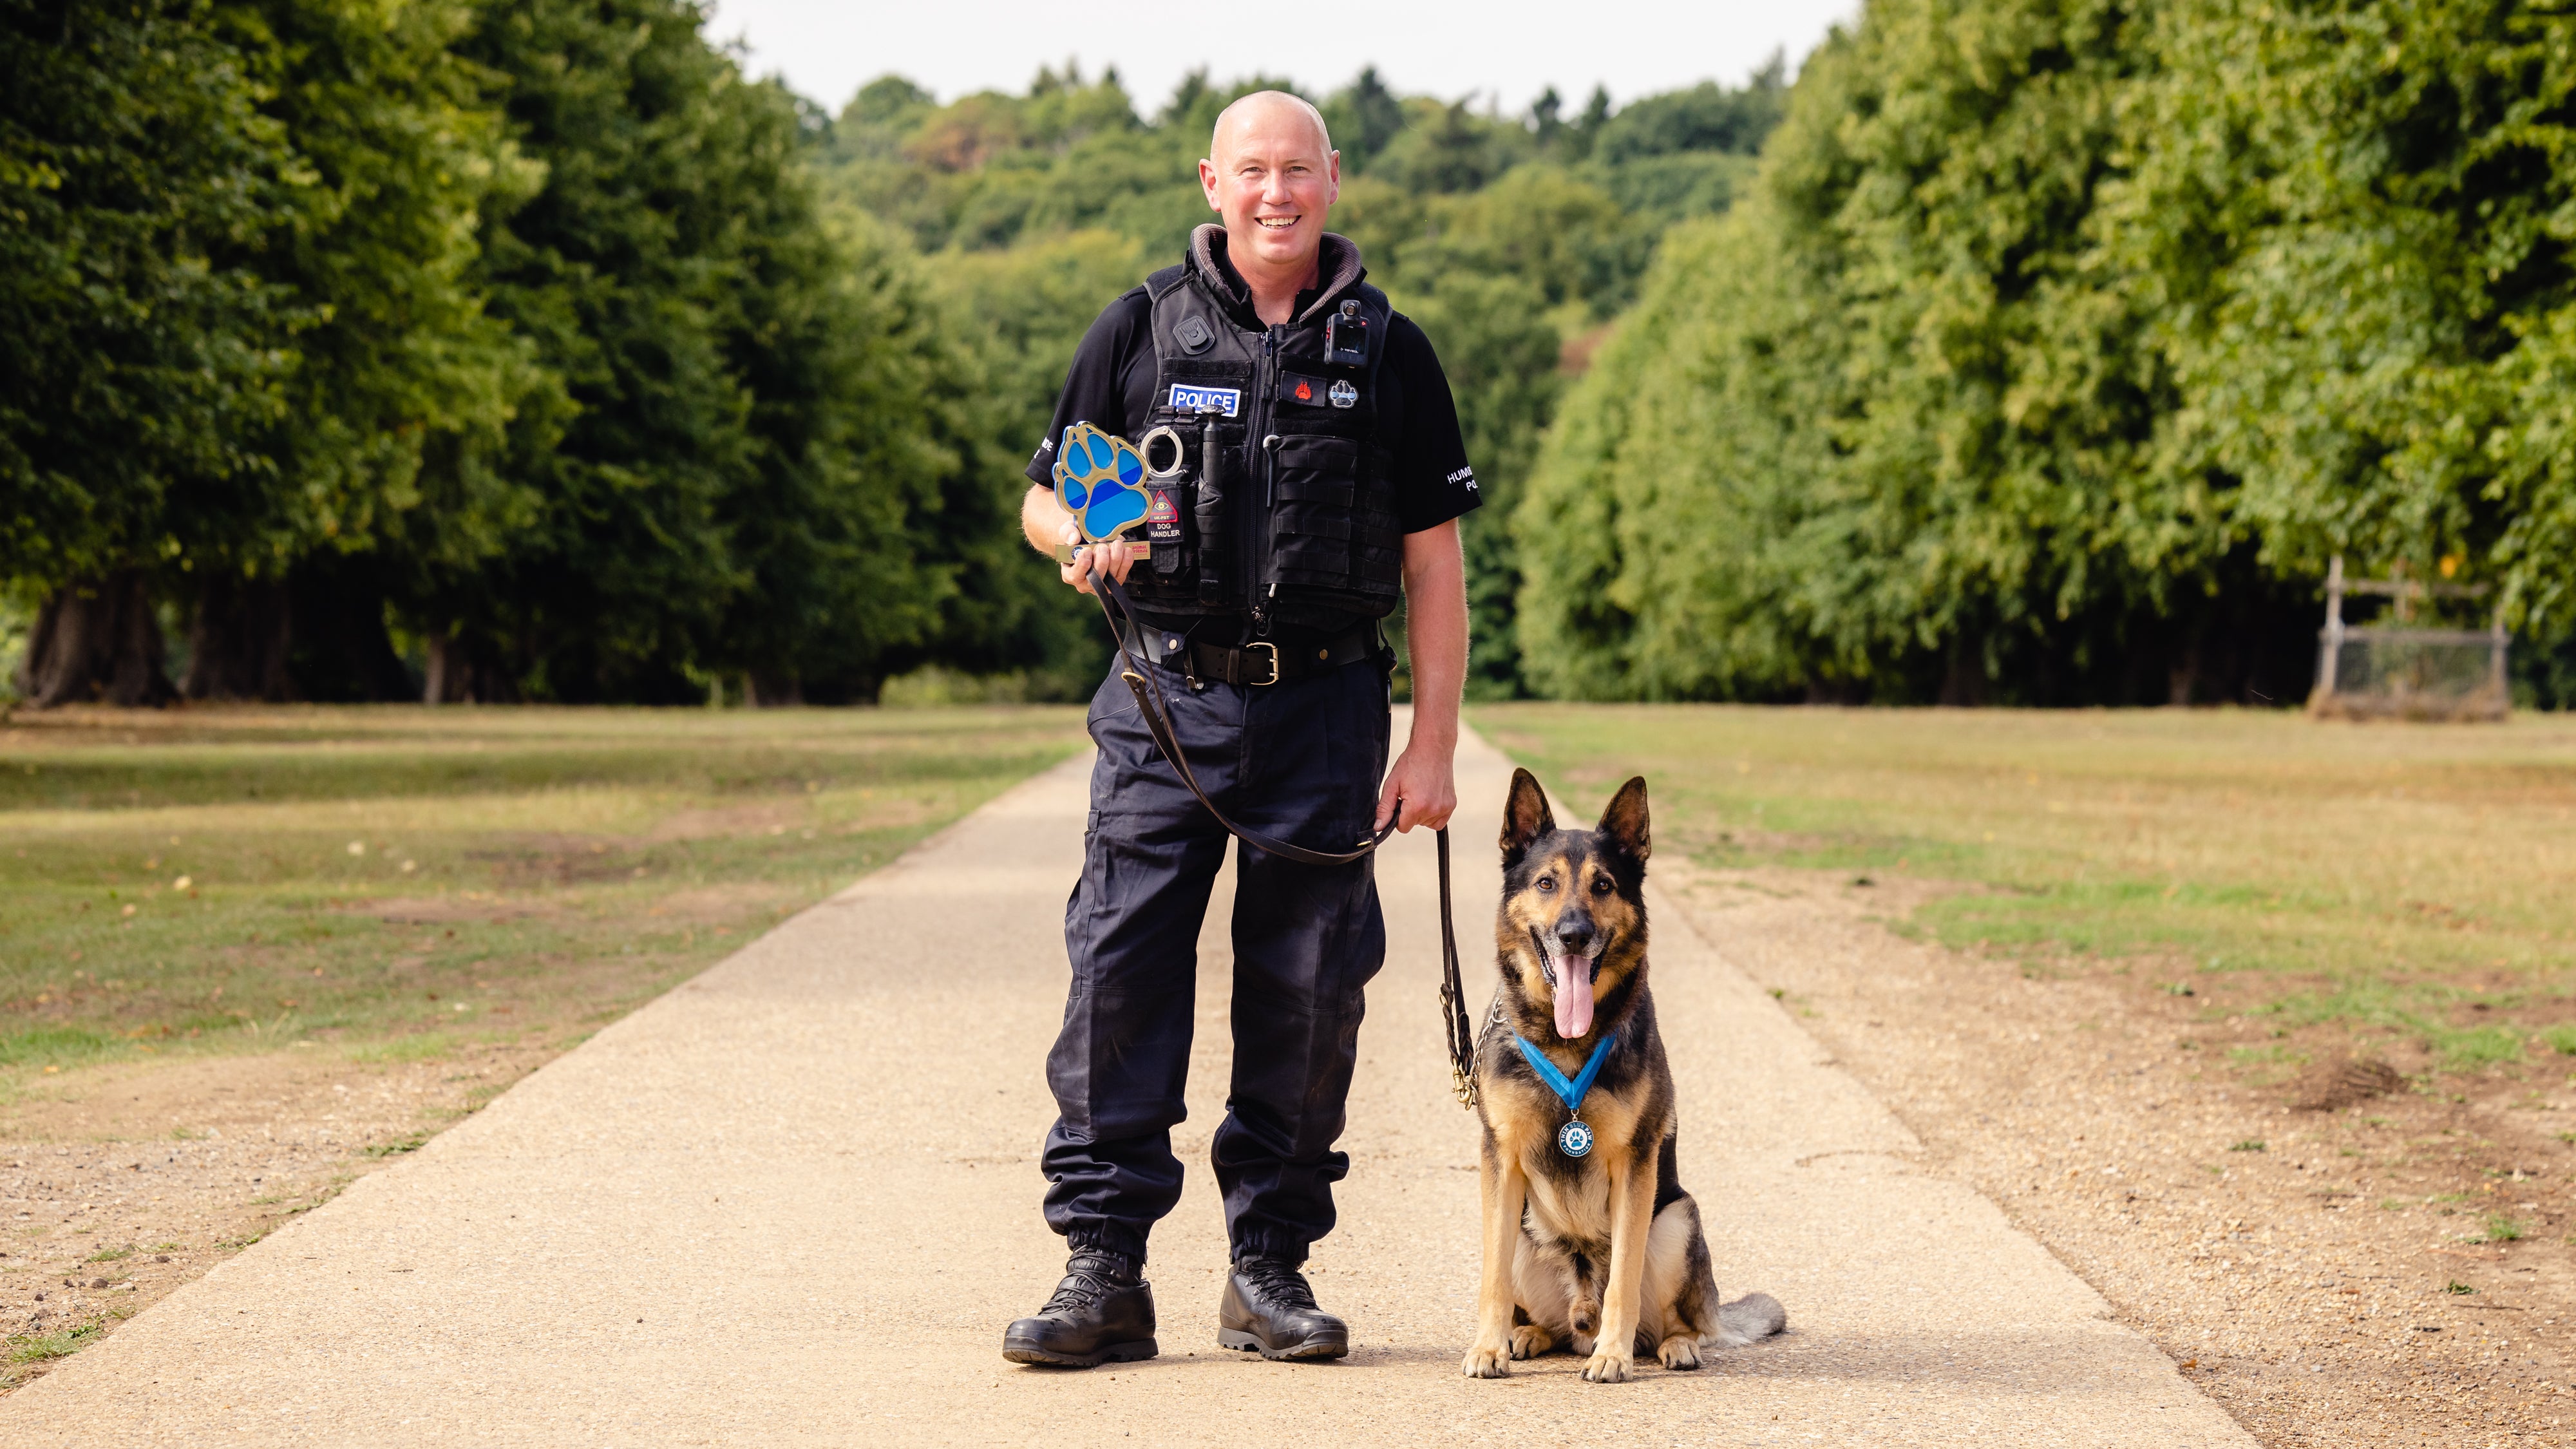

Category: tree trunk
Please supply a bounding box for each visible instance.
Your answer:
[2167,647,2203,707]
[744,671,803,708]
[424,633,455,704]
[182,576,294,701]
[423,630,515,704]
[284,556,415,702]
[182,556,415,703]
[1937,635,1989,706]
[15,571,174,707]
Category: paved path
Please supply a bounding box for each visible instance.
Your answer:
[6,725,2251,1446]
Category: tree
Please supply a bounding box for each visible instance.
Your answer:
[408,0,784,702]
[913,229,1146,692]
[1396,274,1562,696]
[2108,0,2576,643]
[1517,0,2314,704]
[1517,214,1839,701]
[1325,67,1407,172]
[2,0,301,703]
[388,0,989,704]
[1589,62,1786,163]
[704,194,976,705]
[181,0,546,702]
[3,0,549,706]
[1372,97,1530,194]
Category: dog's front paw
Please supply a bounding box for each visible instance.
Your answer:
[1508,1324,1554,1359]
[1656,1334,1703,1370]
[1463,1341,1513,1378]
[1581,1347,1635,1383]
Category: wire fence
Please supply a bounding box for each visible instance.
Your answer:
[2315,629,2509,721]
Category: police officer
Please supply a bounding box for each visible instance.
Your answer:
[1001,90,1475,1368]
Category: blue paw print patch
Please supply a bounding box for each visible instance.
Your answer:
[1053,422,1151,545]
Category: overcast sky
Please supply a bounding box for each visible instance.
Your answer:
[704,0,1862,117]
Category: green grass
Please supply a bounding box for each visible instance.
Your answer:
[363,1132,430,1158]
[0,704,1085,1072]
[6,1319,105,1365]
[1474,704,2576,1075]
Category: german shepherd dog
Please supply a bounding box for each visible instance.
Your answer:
[1463,770,1785,1383]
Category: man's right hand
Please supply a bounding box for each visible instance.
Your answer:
[1059,522,1141,596]
[1024,484,1140,596]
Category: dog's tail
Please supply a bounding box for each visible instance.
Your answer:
[1718,1292,1786,1342]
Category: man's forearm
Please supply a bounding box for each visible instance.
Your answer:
[1021,482,1071,556]
[1403,522,1468,750]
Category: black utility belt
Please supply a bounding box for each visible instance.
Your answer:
[1121,621,1385,688]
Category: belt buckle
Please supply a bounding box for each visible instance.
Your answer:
[1245,641,1280,687]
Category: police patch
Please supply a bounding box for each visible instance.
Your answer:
[1168,384,1240,417]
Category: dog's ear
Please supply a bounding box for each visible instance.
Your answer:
[1501,768,1555,866]
[1596,776,1650,862]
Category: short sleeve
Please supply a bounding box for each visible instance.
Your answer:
[1382,314,1481,533]
[1027,288,1155,489]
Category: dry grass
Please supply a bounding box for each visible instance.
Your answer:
[0,701,1089,1388]
[0,704,1086,1074]
[1473,704,2576,1071]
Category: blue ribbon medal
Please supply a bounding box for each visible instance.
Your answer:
[1511,1032,1617,1157]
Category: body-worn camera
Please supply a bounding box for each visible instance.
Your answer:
[1325,300,1368,367]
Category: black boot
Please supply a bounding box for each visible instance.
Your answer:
[1002,1249,1158,1367]
[1218,1253,1349,1361]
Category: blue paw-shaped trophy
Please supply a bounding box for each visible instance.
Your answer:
[1052,421,1151,560]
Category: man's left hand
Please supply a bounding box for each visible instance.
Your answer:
[1374,740,1457,834]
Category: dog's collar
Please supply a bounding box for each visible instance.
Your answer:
[1510,1030,1616,1117]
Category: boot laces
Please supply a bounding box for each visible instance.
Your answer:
[1041,1252,1135,1314]
[1236,1255,1318,1310]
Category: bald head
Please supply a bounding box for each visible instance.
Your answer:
[1198,88,1341,310]
[1209,91,1332,167]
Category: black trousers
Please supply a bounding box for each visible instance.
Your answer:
[1041,653,1391,1266]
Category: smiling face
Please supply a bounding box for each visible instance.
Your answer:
[1496,771,1653,1041]
[1198,91,1340,284]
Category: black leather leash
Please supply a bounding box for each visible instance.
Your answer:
[1435,826,1478,1108]
[1090,569,1479,1108]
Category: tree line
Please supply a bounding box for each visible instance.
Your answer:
[5,0,1018,705]
[1517,0,2576,706]
[46,0,2548,714]
[1,0,1786,706]
[813,60,1785,697]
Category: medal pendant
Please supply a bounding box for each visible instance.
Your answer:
[1557,1117,1593,1158]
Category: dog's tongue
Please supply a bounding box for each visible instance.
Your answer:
[1553,954,1595,1040]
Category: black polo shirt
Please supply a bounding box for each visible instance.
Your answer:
[1026,275,1481,538]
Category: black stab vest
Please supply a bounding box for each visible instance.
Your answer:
[1115,232,1403,634]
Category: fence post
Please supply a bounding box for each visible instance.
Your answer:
[2314,554,2345,706]
[2489,603,2510,713]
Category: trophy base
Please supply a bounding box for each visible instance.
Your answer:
[1054,542,1153,565]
